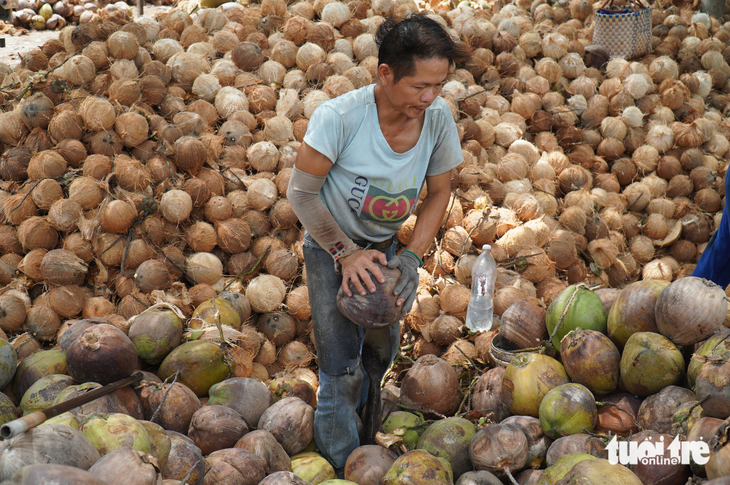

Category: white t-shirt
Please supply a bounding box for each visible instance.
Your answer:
[303,83,463,242]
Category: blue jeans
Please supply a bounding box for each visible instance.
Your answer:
[302,233,400,475]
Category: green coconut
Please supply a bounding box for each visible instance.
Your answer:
[53,382,98,403]
[208,377,273,428]
[606,280,669,349]
[291,452,336,484]
[382,411,423,449]
[0,391,18,425]
[554,458,641,484]
[139,420,172,471]
[0,424,101,480]
[536,453,597,485]
[44,412,79,429]
[157,340,233,397]
[671,400,706,439]
[380,449,453,485]
[190,298,242,330]
[416,416,476,478]
[620,332,684,398]
[12,349,67,399]
[20,374,74,415]
[53,382,128,418]
[560,328,620,395]
[269,375,316,408]
[218,290,252,323]
[0,338,17,389]
[320,481,359,485]
[502,353,569,417]
[128,305,184,365]
[687,327,730,390]
[539,384,597,439]
[80,413,151,456]
[546,285,607,350]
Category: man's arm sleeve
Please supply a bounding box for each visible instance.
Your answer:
[287,166,359,262]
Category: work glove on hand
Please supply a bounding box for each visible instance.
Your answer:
[387,251,420,313]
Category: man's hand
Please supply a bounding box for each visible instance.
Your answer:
[387,251,420,312]
[339,250,389,297]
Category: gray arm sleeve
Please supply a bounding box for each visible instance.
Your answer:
[287,166,358,261]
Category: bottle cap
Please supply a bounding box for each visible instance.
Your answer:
[481,244,491,251]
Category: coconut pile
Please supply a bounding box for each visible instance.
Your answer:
[0,0,729,482]
[11,0,173,31]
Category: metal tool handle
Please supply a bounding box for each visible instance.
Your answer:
[0,372,144,440]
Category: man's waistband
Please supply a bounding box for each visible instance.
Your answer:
[352,236,395,253]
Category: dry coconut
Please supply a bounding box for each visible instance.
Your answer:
[247,142,280,173]
[645,124,674,153]
[621,106,645,128]
[276,89,302,119]
[632,145,660,174]
[442,226,472,257]
[303,90,330,119]
[323,75,355,98]
[55,55,96,85]
[246,274,287,313]
[630,235,655,263]
[496,225,537,257]
[259,60,287,86]
[495,122,523,147]
[160,189,193,224]
[523,217,551,247]
[296,42,326,71]
[510,194,543,222]
[514,246,555,283]
[215,86,249,118]
[185,252,223,286]
[192,74,221,103]
[587,238,619,269]
[641,258,675,281]
[79,97,115,132]
[263,116,294,146]
[167,52,211,88]
[321,1,351,27]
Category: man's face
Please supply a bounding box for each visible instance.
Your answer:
[380,57,450,119]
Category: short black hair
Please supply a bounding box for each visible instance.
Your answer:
[375,14,470,83]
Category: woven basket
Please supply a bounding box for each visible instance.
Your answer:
[593,1,652,59]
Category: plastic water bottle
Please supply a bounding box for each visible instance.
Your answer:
[465,244,497,332]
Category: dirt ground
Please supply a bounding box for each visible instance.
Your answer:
[0,3,171,67]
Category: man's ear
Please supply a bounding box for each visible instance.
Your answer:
[377,63,393,86]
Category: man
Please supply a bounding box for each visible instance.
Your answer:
[287,14,469,474]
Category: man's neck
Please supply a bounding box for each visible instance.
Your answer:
[373,83,410,128]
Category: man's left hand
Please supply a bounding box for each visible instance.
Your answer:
[387,251,420,313]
